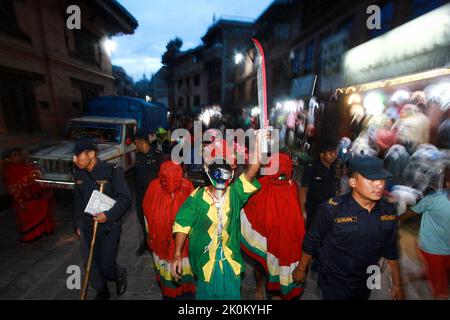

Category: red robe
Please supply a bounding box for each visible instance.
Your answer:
[241,153,306,299]
[3,162,54,242]
[142,161,195,297]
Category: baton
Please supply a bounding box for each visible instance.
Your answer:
[80,181,106,300]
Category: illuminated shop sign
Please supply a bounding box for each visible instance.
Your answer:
[342,3,450,86]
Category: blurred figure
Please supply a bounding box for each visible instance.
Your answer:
[241,153,306,300]
[399,166,450,300]
[3,148,54,242]
[393,104,430,152]
[143,161,195,299]
[300,140,339,231]
[134,131,162,256]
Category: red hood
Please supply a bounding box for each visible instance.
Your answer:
[267,153,293,185]
[158,161,184,193]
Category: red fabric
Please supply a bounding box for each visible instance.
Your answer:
[242,153,305,299]
[3,162,54,242]
[419,248,450,299]
[143,161,193,261]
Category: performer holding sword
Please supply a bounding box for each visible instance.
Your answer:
[72,138,131,300]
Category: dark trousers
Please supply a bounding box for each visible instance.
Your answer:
[321,285,371,300]
[135,190,147,243]
[81,223,124,291]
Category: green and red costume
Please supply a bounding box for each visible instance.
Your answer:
[173,173,261,300]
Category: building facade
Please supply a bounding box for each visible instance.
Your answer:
[235,0,448,107]
[0,0,137,138]
[169,18,255,116]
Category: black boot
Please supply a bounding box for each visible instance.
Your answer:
[95,284,111,300]
[116,268,128,296]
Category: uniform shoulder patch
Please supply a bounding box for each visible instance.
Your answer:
[328,198,339,206]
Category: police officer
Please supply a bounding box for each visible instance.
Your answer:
[300,140,339,231]
[72,138,131,300]
[134,131,161,256]
[293,156,404,300]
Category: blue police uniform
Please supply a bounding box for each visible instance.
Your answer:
[134,146,161,243]
[301,160,339,231]
[73,160,131,293]
[302,193,399,300]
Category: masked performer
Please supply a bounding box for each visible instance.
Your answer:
[143,161,195,299]
[241,153,305,300]
[3,149,54,242]
[171,133,266,300]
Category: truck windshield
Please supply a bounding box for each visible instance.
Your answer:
[65,121,122,143]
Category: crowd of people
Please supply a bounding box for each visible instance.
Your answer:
[2,85,449,300]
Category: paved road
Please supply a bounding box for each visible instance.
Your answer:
[0,187,432,300]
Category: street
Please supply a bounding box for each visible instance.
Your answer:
[0,175,432,300]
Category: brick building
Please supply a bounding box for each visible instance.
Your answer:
[169,18,255,116]
[0,0,137,139]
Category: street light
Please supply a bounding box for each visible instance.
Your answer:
[234,53,244,64]
[102,38,117,56]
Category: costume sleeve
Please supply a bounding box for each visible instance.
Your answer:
[173,188,200,235]
[231,173,261,207]
[302,203,334,256]
[105,166,131,223]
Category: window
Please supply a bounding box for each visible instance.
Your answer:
[304,41,315,74]
[73,29,100,65]
[194,74,200,86]
[178,97,184,108]
[369,2,395,39]
[292,48,303,75]
[66,122,122,144]
[194,95,200,106]
[410,0,444,19]
[0,0,29,41]
[0,70,40,134]
[71,79,104,111]
[186,95,190,109]
[186,77,190,86]
[274,23,290,41]
[178,79,183,89]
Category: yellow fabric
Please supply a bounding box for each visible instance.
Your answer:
[173,222,191,234]
[201,187,241,282]
[190,187,200,197]
[239,173,258,193]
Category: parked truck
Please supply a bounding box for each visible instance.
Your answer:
[29,96,168,189]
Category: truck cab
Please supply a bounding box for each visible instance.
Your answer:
[29,116,137,189]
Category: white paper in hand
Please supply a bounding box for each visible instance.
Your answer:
[84,190,116,215]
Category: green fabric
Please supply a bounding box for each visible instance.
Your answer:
[175,174,261,282]
[195,241,241,300]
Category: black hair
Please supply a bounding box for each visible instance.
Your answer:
[319,139,338,153]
